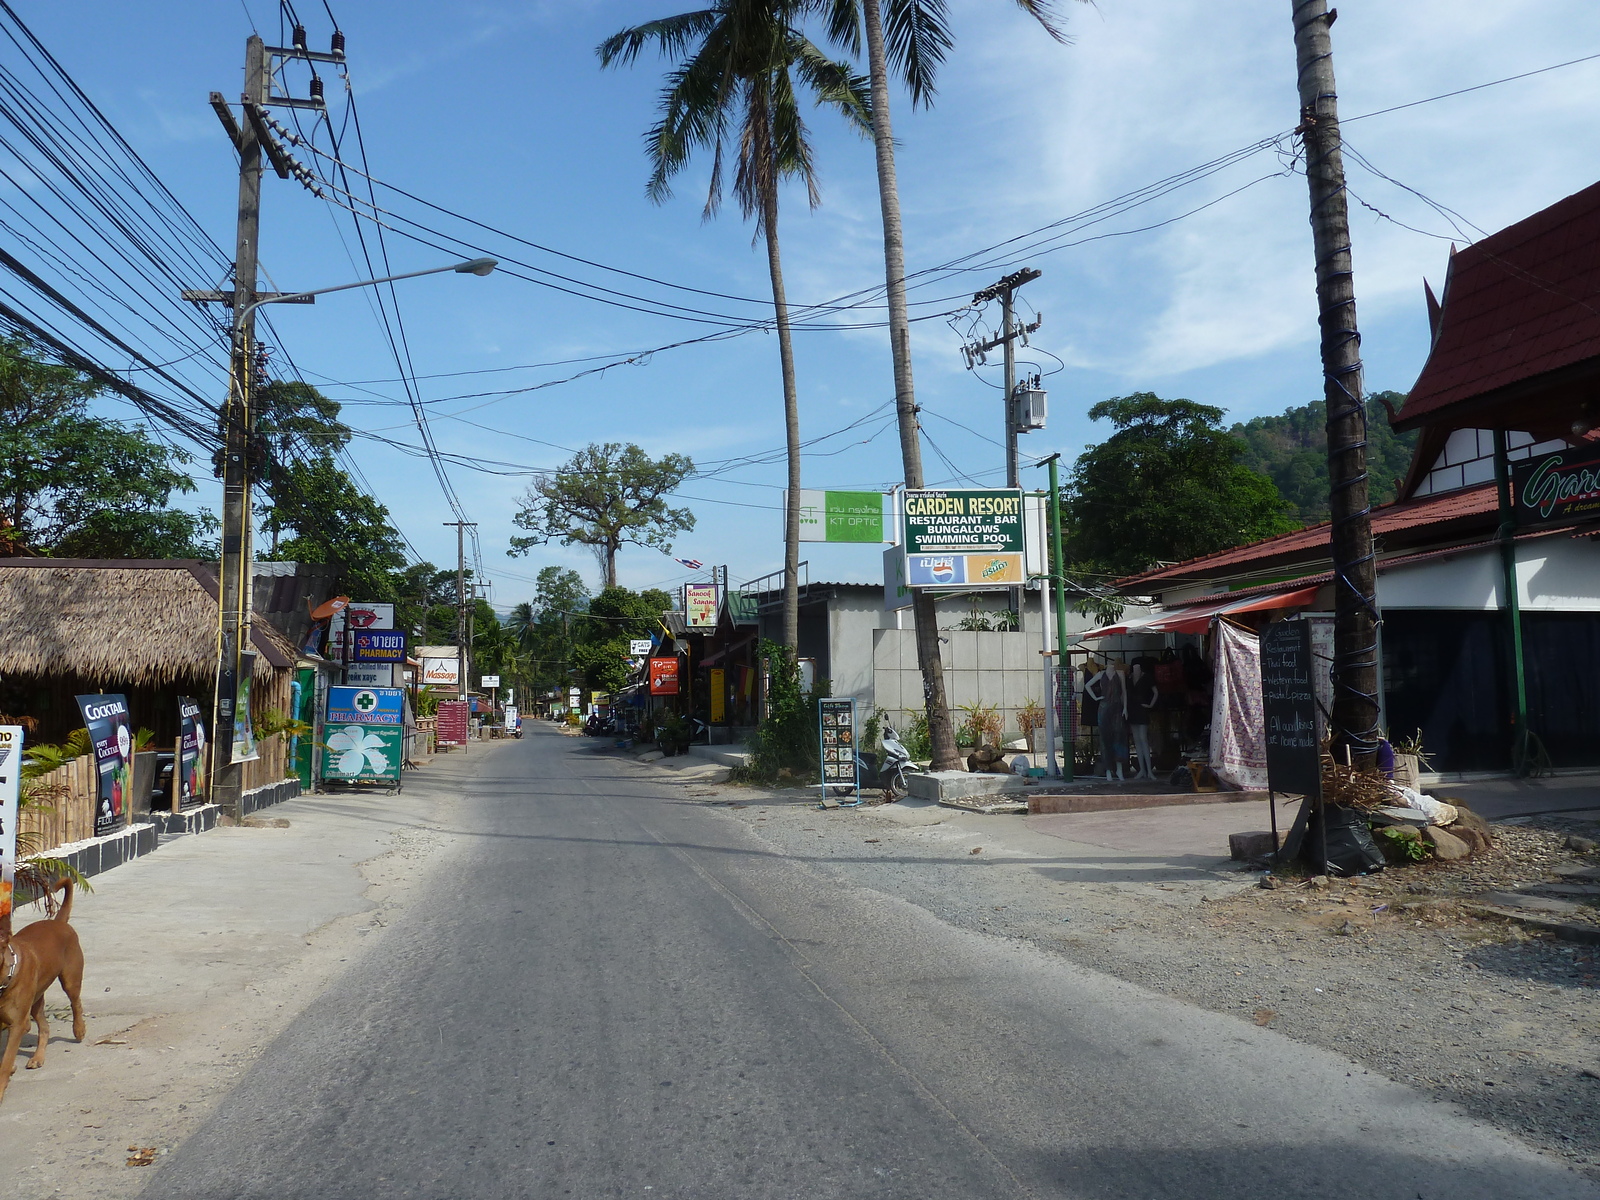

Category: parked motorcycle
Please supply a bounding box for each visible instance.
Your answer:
[877,723,922,800]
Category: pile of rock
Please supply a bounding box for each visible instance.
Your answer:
[965,744,1014,775]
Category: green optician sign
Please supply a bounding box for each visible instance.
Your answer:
[902,488,1025,554]
[792,490,885,543]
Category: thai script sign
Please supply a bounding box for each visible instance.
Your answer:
[1512,444,1600,528]
[902,488,1025,553]
[436,699,470,747]
[323,686,405,783]
[178,697,206,807]
[791,490,886,543]
[906,552,1024,588]
[350,629,407,663]
[76,693,132,837]
[0,725,19,928]
[685,583,718,629]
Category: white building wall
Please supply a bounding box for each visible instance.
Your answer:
[1376,536,1600,611]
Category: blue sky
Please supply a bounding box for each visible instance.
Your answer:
[21,0,1600,607]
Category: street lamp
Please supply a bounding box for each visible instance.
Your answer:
[210,256,496,817]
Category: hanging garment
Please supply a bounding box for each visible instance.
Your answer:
[1099,669,1130,770]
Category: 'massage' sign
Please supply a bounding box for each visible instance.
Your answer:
[1512,444,1600,528]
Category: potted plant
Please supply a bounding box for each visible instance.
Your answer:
[1391,730,1430,790]
[1018,699,1047,755]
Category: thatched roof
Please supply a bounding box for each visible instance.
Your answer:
[0,559,297,686]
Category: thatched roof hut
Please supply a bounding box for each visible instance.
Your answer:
[0,559,301,742]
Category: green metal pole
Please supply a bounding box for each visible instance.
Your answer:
[1047,455,1073,782]
[1492,429,1530,773]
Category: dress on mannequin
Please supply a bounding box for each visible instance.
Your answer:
[1127,662,1159,781]
[1082,663,1106,773]
[1099,665,1129,782]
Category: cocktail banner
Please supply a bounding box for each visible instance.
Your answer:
[178,697,206,806]
[76,694,132,837]
[233,651,259,764]
[0,725,21,929]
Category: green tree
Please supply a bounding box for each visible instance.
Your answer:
[570,585,673,694]
[268,457,409,603]
[1231,392,1419,525]
[0,336,210,556]
[509,443,696,588]
[506,566,591,692]
[599,2,871,651]
[1065,393,1296,578]
[818,0,1078,772]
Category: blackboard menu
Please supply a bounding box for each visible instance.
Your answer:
[1261,621,1322,798]
[817,698,858,792]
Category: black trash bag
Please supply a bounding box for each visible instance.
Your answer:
[1302,803,1386,876]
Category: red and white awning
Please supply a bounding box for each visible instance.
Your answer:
[1080,584,1322,639]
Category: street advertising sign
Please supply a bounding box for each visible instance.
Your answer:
[628,638,653,655]
[345,664,395,688]
[177,697,206,807]
[1260,621,1322,800]
[233,651,259,763]
[685,583,718,629]
[322,687,405,784]
[436,699,470,747]
[1512,443,1600,528]
[330,602,395,663]
[76,694,132,837]
[504,688,515,704]
[0,725,20,930]
[884,545,913,611]
[817,697,858,797]
[421,656,460,689]
[480,675,501,689]
[709,668,726,724]
[504,705,519,731]
[649,657,680,696]
[902,488,1026,588]
[350,629,407,663]
[791,489,886,543]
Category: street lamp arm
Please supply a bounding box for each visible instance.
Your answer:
[236,257,496,325]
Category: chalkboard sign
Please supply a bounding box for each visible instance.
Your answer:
[1261,621,1322,798]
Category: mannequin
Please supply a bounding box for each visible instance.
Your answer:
[1098,661,1129,783]
[1127,661,1159,780]
[1082,660,1105,773]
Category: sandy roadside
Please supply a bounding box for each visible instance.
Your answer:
[0,745,499,1200]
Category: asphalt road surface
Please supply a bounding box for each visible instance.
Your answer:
[143,726,1600,1200]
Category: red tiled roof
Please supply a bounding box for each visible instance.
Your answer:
[1397,179,1600,430]
[1116,484,1498,590]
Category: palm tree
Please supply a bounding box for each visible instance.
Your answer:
[819,0,1072,770]
[599,2,872,654]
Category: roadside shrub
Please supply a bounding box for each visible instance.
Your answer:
[737,640,826,784]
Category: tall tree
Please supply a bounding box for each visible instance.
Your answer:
[1065,393,1296,578]
[818,0,1075,770]
[599,3,871,650]
[0,336,210,557]
[571,585,674,694]
[509,442,696,588]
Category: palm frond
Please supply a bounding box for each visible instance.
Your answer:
[884,0,952,109]
[597,10,723,66]
[788,35,873,135]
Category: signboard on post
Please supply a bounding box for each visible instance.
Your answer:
[322,687,405,785]
[1261,621,1322,798]
[436,699,470,747]
[330,602,395,663]
[421,655,460,689]
[1512,444,1600,528]
[350,629,407,663]
[76,694,132,837]
[791,490,886,543]
[178,697,206,807]
[628,638,653,656]
[685,583,718,629]
[0,724,20,930]
[817,698,858,800]
[480,675,501,689]
[345,664,395,688]
[649,658,680,695]
[901,488,1026,588]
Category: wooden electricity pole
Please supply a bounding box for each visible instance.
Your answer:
[1292,0,1381,769]
[445,521,476,702]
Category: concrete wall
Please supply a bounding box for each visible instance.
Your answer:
[872,628,1053,740]
[1378,537,1600,611]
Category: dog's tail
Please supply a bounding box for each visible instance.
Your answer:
[52,878,74,923]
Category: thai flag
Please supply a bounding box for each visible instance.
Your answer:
[674,557,704,570]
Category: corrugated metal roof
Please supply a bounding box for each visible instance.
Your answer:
[1397,179,1600,430]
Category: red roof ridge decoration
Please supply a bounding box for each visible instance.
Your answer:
[1396,177,1600,435]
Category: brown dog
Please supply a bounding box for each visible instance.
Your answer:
[0,879,86,1104]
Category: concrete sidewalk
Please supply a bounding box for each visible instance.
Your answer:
[0,743,503,1200]
[1437,772,1600,822]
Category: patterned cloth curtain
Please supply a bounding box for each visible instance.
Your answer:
[1210,620,1268,790]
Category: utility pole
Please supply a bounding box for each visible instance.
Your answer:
[192,28,338,817]
[966,268,1042,628]
[1292,0,1381,770]
[445,521,476,702]
[1044,455,1073,783]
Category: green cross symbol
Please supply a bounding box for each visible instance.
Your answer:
[354,691,378,712]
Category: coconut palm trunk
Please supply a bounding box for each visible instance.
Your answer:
[761,187,805,650]
[859,0,961,770]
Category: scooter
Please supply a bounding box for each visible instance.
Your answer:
[877,722,922,800]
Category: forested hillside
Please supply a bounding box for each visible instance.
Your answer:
[1230,391,1419,525]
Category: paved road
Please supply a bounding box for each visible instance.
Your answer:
[143,727,1599,1200]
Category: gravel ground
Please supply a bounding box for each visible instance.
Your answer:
[673,775,1600,1177]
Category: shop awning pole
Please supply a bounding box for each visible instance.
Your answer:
[1047,455,1073,782]
[1493,429,1533,773]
